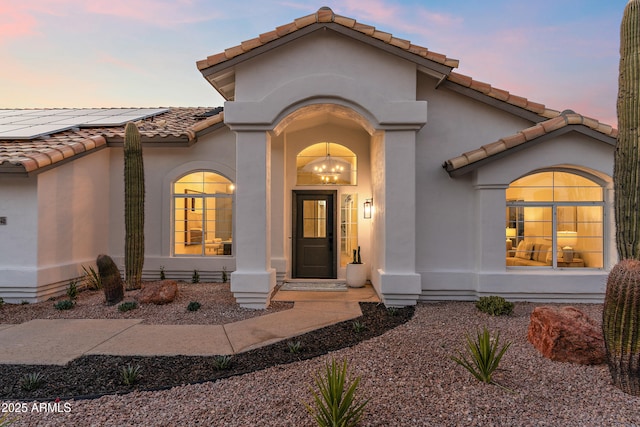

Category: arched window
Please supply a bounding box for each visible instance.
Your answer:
[173,171,234,256]
[505,170,604,269]
[296,142,357,185]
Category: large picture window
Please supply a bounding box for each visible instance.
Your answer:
[173,171,233,256]
[505,170,603,269]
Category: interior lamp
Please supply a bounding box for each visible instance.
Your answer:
[506,227,516,250]
[363,198,373,219]
[557,231,578,262]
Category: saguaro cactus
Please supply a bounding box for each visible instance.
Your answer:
[604,0,640,395]
[124,122,145,290]
[97,254,124,305]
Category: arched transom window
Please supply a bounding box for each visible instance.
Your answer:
[505,170,604,269]
[296,142,357,185]
[173,171,234,256]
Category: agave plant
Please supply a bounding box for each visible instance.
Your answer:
[305,358,368,427]
[451,327,511,385]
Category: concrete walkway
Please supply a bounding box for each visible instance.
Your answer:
[0,285,379,366]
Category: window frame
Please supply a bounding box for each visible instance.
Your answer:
[506,170,605,270]
[172,170,234,257]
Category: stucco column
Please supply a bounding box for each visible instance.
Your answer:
[475,184,509,273]
[230,130,276,308]
[376,130,421,306]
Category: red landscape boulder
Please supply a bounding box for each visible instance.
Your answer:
[527,306,605,365]
[137,280,178,305]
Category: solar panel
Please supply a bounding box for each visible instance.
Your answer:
[0,108,168,140]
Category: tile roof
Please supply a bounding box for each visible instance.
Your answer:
[0,108,224,175]
[196,7,460,72]
[443,110,618,176]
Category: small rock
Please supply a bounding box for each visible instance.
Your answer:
[527,306,605,365]
[137,280,178,305]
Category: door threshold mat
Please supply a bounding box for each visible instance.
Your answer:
[280,282,348,292]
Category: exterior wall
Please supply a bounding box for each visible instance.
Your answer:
[0,176,38,302]
[235,31,416,103]
[107,128,237,281]
[0,149,111,302]
[415,73,615,302]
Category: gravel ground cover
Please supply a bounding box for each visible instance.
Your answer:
[2,287,640,426]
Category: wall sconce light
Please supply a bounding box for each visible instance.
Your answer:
[363,198,373,219]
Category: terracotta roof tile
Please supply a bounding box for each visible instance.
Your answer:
[295,14,317,28]
[196,7,459,72]
[0,108,223,175]
[316,7,334,22]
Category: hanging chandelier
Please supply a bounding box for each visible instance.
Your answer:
[313,143,345,183]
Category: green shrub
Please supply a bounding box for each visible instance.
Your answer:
[160,265,166,280]
[20,372,44,391]
[121,364,141,386]
[305,358,368,427]
[475,296,514,316]
[387,307,398,316]
[54,300,75,310]
[213,355,232,370]
[221,266,228,283]
[352,320,365,333]
[451,326,511,386]
[82,265,102,290]
[118,301,138,312]
[66,280,79,301]
[287,340,302,354]
[192,269,200,284]
[187,301,201,312]
[0,297,4,308]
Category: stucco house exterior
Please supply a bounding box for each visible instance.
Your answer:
[0,7,617,308]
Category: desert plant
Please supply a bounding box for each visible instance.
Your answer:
[21,300,29,305]
[118,301,138,312]
[82,265,102,290]
[160,265,166,280]
[221,266,228,283]
[97,254,124,305]
[121,364,141,386]
[124,121,145,291]
[213,355,232,370]
[66,280,79,301]
[451,327,511,386]
[20,372,44,391]
[305,358,368,427]
[603,260,640,394]
[476,296,514,316]
[54,299,74,310]
[0,412,13,427]
[352,320,365,333]
[387,307,398,317]
[351,246,362,264]
[192,269,200,284]
[604,0,640,396]
[0,297,4,308]
[187,301,201,312]
[287,340,303,354]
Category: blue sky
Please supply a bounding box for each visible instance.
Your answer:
[0,0,627,126]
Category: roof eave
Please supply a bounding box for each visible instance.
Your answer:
[444,125,617,178]
[198,22,456,101]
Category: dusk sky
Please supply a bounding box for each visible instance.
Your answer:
[1,0,627,126]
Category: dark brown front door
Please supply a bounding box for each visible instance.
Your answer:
[292,190,337,278]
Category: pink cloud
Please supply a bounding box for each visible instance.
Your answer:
[0,3,40,40]
[84,0,222,27]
